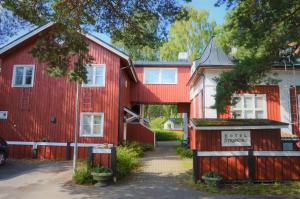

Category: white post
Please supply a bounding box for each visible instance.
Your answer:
[140,104,144,124]
[73,83,80,175]
[123,121,127,142]
[183,113,188,141]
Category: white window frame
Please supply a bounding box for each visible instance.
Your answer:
[12,64,35,87]
[231,94,267,119]
[143,68,177,84]
[80,112,104,137]
[297,95,300,124]
[82,64,106,87]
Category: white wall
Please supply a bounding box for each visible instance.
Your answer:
[189,68,300,134]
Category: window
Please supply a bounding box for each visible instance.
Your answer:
[12,65,35,87]
[83,64,105,87]
[231,94,267,119]
[283,142,294,151]
[144,68,177,84]
[80,112,104,137]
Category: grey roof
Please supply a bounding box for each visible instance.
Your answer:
[134,60,191,66]
[194,36,235,68]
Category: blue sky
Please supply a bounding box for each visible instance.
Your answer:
[1,1,228,47]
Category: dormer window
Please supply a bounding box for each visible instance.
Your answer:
[12,65,35,87]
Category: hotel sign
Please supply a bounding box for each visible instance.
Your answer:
[221,131,251,147]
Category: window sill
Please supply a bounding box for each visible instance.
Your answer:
[12,85,33,88]
[80,135,104,138]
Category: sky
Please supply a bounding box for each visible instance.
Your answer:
[1,1,228,47]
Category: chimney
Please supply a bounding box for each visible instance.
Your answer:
[178,52,188,61]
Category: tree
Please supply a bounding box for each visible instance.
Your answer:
[213,0,300,113]
[1,0,190,81]
[160,6,216,62]
[0,6,33,45]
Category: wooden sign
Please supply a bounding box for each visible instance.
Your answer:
[221,131,251,146]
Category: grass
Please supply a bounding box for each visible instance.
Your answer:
[149,117,166,129]
[181,158,193,170]
[154,129,183,141]
[176,145,193,158]
[184,174,300,196]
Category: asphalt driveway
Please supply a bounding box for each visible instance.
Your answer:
[0,142,299,199]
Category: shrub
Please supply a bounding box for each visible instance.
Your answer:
[116,146,139,179]
[155,130,183,141]
[124,142,144,157]
[73,161,93,185]
[142,144,154,152]
[203,172,223,179]
[93,165,112,173]
[176,146,193,158]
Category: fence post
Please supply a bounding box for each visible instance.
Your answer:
[193,150,199,183]
[32,142,38,159]
[248,149,255,182]
[66,142,71,160]
[111,146,117,183]
[87,146,94,171]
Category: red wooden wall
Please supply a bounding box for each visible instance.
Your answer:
[0,37,123,146]
[127,123,155,145]
[290,86,300,136]
[130,65,190,104]
[219,85,281,121]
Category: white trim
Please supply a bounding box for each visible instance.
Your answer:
[197,151,249,157]
[7,141,112,148]
[143,68,178,84]
[196,150,300,157]
[193,125,288,130]
[84,33,129,60]
[253,151,300,157]
[92,148,111,154]
[80,112,104,137]
[12,64,35,87]
[0,23,54,55]
[82,64,106,87]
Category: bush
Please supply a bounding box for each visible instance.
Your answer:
[117,146,139,179]
[176,146,193,158]
[155,130,183,141]
[149,117,166,129]
[142,144,154,152]
[123,142,144,157]
[73,161,93,185]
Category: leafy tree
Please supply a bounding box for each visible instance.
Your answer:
[0,6,33,45]
[1,0,190,82]
[160,6,217,62]
[144,104,178,119]
[213,0,300,113]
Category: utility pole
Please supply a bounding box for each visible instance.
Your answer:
[73,82,80,175]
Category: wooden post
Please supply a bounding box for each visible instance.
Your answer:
[111,146,117,183]
[193,150,199,183]
[32,142,38,159]
[87,147,94,170]
[66,142,71,160]
[248,149,255,182]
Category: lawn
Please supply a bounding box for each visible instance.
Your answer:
[184,174,300,196]
[154,129,183,141]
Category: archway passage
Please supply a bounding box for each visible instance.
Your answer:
[123,103,190,146]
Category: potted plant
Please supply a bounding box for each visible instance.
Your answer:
[202,172,223,188]
[91,166,113,187]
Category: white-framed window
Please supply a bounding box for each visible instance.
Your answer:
[144,68,177,84]
[83,64,105,87]
[12,64,35,87]
[231,94,267,119]
[80,112,104,137]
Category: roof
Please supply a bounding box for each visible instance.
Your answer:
[193,36,235,68]
[191,119,288,130]
[0,22,137,82]
[134,60,191,67]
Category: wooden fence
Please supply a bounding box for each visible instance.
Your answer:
[193,150,300,182]
[127,123,156,146]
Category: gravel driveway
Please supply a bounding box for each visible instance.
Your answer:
[0,142,298,199]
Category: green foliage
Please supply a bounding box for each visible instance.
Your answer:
[155,130,183,141]
[73,161,93,185]
[93,165,112,174]
[160,6,217,61]
[203,172,223,179]
[214,0,300,113]
[2,0,189,81]
[176,146,193,158]
[149,117,167,129]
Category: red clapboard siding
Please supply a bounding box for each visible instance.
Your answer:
[290,86,300,135]
[127,123,155,145]
[130,66,190,104]
[0,38,122,147]
[194,129,282,151]
[219,85,281,121]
